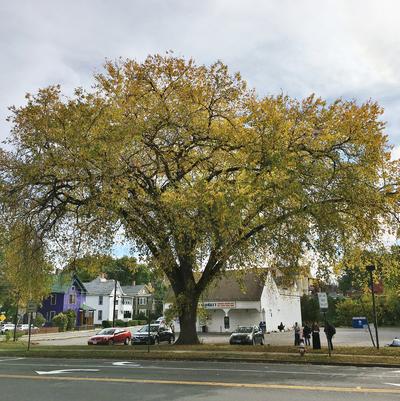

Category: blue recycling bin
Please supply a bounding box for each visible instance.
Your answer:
[352,317,367,328]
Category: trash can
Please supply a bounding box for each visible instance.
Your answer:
[352,317,367,328]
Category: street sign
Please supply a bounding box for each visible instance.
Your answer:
[317,292,329,310]
[27,301,37,313]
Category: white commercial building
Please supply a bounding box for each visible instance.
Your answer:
[165,271,302,333]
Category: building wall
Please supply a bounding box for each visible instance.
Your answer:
[62,287,86,325]
[39,293,64,323]
[260,273,302,332]
[87,294,111,325]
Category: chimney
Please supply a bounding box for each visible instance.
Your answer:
[100,273,107,282]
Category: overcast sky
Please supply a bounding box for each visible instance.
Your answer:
[1,0,400,156]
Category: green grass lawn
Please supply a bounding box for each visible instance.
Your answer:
[1,342,399,366]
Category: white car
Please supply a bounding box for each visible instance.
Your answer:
[0,323,16,334]
[17,324,38,332]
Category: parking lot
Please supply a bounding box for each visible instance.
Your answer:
[2,326,397,347]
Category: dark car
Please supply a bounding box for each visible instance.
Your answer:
[229,325,264,345]
[131,324,175,345]
[88,327,131,345]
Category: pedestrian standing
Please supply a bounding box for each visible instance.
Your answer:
[294,322,301,346]
[303,323,311,346]
[312,322,321,349]
[324,322,336,351]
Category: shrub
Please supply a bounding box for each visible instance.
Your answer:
[102,320,112,328]
[65,309,77,331]
[134,312,147,321]
[34,312,46,327]
[115,319,127,327]
[52,313,68,331]
[4,330,23,342]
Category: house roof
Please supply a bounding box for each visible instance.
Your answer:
[166,271,266,303]
[83,277,117,295]
[201,272,265,302]
[121,285,148,296]
[51,273,86,294]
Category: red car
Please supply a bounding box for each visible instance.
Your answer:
[88,327,131,345]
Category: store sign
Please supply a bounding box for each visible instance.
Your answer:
[202,301,236,309]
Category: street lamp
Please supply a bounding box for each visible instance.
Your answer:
[366,264,379,349]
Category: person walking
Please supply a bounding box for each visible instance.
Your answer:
[324,322,336,351]
[312,322,321,349]
[294,322,301,346]
[303,322,311,346]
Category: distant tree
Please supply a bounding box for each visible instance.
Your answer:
[300,295,320,323]
[1,54,399,344]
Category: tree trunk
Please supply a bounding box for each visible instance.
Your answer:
[175,294,200,345]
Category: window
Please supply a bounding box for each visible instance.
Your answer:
[124,311,131,319]
[50,294,56,305]
[49,311,56,321]
[138,297,147,305]
[114,310,118,319]
[98,310,103,321]
[69,294,76,304]
[98,296,103,305]
[115,299,119,305]
[71,286,75,291]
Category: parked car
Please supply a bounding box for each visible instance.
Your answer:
[229,326,264,345]
[131,324,175,345]
[17,324,38,332]
[0,323,16,334]
[87,327,131,345]
[155,316,166,324]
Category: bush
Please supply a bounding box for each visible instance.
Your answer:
[52,313,68,331]
[115,319,127,327]
[134,312,147,321]
[102,320,112,328]
[139,320,147,325]
[128,320,139,326]
[65,309,77,331]
[4,330,23,342]
[34,312,46,327]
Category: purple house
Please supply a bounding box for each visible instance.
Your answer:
[39,273,94,327]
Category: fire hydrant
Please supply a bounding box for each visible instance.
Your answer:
[299,339,306,356]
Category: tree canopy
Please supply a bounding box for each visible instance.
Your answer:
[1,54,399,343]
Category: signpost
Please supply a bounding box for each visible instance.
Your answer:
[26,301,37,351]
[317,292,331,357]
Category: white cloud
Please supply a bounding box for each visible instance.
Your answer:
[1,0,400,147]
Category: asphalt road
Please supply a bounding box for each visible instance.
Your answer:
[0,357,399,401]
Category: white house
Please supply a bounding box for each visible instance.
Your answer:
[84,276,130,325]
[164,271,302,333]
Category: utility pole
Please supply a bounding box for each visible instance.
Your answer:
[112,279,117,327]
[366,264,379,349]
